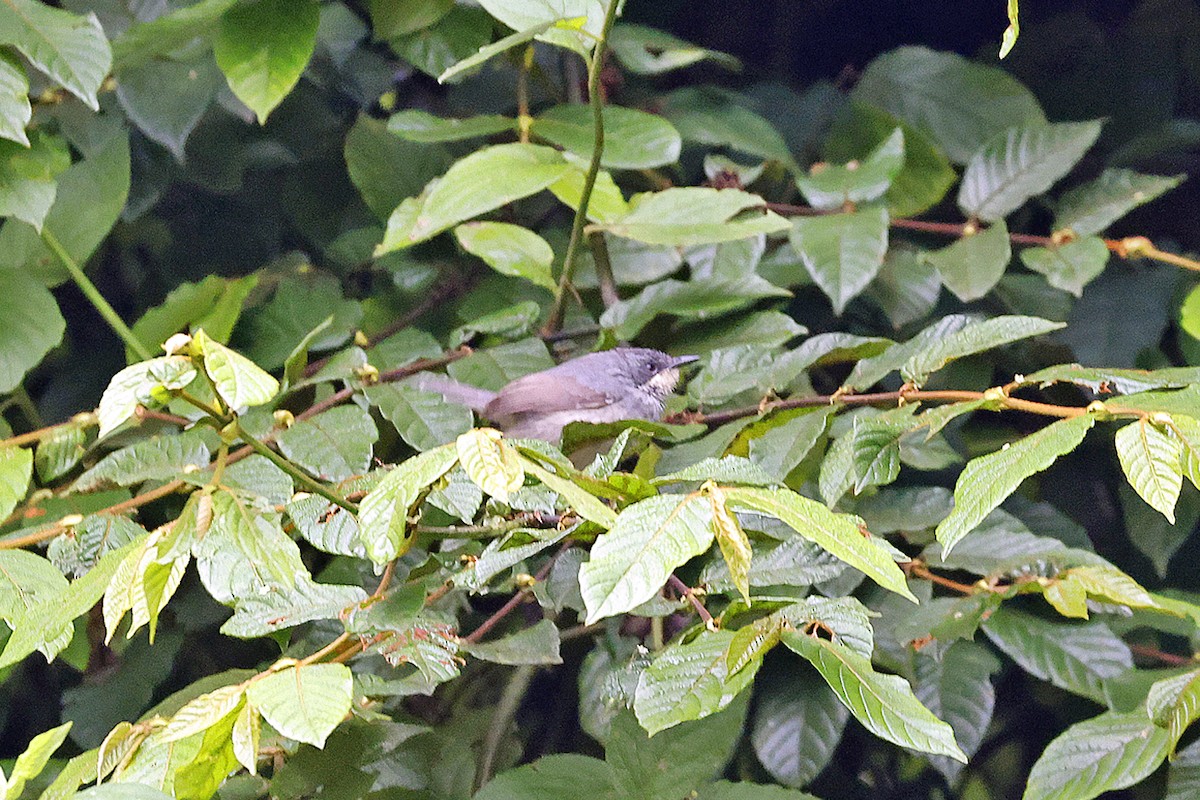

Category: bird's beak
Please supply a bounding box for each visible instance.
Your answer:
[669,355,700,370]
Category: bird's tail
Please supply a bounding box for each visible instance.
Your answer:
[414,374,497,413]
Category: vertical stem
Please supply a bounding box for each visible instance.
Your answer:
[42,227,154,362]
[587,230,620,309]
[474,664,537,792]
[517,44,533,144]
[541,0,620,336]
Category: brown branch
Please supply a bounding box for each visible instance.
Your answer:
[462,543,567,644]
[0,479,185,550]
[668,574,714,626]
[903,561,986,596]
[1129,642,1196,667]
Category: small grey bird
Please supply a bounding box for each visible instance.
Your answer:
[418,347,698,442]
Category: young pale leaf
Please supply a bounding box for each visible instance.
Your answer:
[2,720,72,800]
[609,24,741,74]
[475,0,606,58]
[634,629,759,735]
[983,607,1131,703]
[936,414,1094,555]
[706,483,752,604]
[781,632,966,762]
[96,356,197,438]
[1168,415,1200,490]
[724,487,915,601]
[547,163,629,223]
[457,428,524,502]
[245,663,351,748]
[532,104,682,169]
[0,536,143,669]
[0,446,31,521]
[1055,169,1184,236]
[387,109,516,142]
[958,120,1103,221]
[751,667,849,788]
[579,494,714,624]
[852,46,1045,163]
[357,444,458,564]
[901,315,1064,387]
[1115,418,1182,523]
[0,53,29,146]
[454,221,557,290]
[160,684,246,743]
[795,128,905,210]
[923,221,1011,301]
[231,704,260,775]
[213,0,319,123]
[1022,711,1171,800]
[377,143,570,253]
[0,0,110,110]
[593,187,790,247]
[1147,668,1200,749]
[1020,237,1110,297]
[788,207,889,314]
[194,330,279,410]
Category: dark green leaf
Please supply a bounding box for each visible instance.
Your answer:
[1055,169,1184,236]
[923,221,1010,302]
[213,0,319,123]
[788,207,889,314]
[1020,237,1110,297]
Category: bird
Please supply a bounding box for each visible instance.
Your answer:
[417,347,699,443]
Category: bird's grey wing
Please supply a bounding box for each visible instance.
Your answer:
[414,374,497,413]
[484,372,613,418]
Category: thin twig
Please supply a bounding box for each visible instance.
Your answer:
[542,0,621,335]
[234,421,358,513]
[587,230,620,309]
[463,544,567,644]
[667,574,713,626]
[1129,643,1196,666]
[43,227,154,362]
[474,664,536,792]
[0,479,184,550]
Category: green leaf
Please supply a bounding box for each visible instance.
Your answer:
[532,104,682,170]
[76,430,210,491]
[707,484,751,604]
[461,618,562,665]
[1020,364,1200,395]
[1055,169,1184,236]
[213,0,319,123]
[245,663,351,747]
[1147,668,1200,749]
[0,130,70,231]
[221,578,366,638]
[345,114,453,222]
[454,222,555,291]
[936,414,1094,556]
[276,406,377,482]
[923,221,1011,302]
[0,536,143,669]
[377,143,570,253]
[457,428,524,502]
[34,422,87,483]
[160,684,245,742]
[696,782,822,800]
[724,486,915,602]
[983,607,1131,703]
[387,109,515,143]
[437,17,558,83]
[824,102,956,217]
[747,407,835,483]
[796,128,904,209]
[365,383,473,452]
[110,0,237,66]
[96,355,198,438]
[609,24,740,74]
[1168,738,1200,800]
[634,629,759,735]
[781,632,966,762]
[654,456,778,487]
[1168,415,1200,491]
[600,276,790,340]
[594,187,790,247]
[788,207,889,314]
[959,120,1103,222]
[659,87,797,170]
[1116,418,1182,523]
[129,274,258,363]
[115,53,222,161]
[367,0,453,38]
[1020,237,1110,297]
[474,0,605,58]
[385,5,492,79]
[0,445,30,521]
[0,0,110,110]
[750,667,848,788]
[852,46,1044,163]
[0,131,130,287]
[0,550,66,644]
[357,444,458,564]
[1022,711,1171,800]
[0,271,63,393]
[474,754,617,800]
[913,642,999,781]
[238,271,361,372]
[548,162,629,223]
[0,52,29,146]
[901,314,1064,387]
[3,721,72,800]
[195,330,279,410]
[519,457,617,528]
[193,491,304,605]
[579,494,714,624]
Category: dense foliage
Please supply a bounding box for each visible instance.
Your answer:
[0,1,1199,799]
